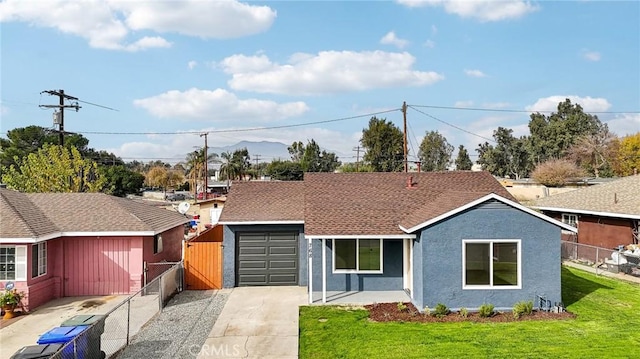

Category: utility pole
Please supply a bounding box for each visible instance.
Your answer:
[352,146,362,172]
[200,133,208,201]
[39,89,81,146]
[402,101,408,173]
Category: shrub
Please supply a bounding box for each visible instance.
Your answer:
[423,306,431,316]
[478,303,494,318]
[397,302,407,312]
[459,307,469,318]
[433,303,450,318]
[513,300,534,319]
[531,159,585,187]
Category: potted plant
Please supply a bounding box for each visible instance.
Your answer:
[0,289,25,319]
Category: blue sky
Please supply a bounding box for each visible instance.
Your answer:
[1,0,639,164]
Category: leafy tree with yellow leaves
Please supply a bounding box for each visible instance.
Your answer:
[1,144,104,192]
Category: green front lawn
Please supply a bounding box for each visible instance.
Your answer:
[299,267,640,358]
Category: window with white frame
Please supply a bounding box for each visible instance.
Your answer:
[463,240,520,289]
[31,242,47,278]
[333,239,383,273]
[562,214,578,228]
[0,245,27,281]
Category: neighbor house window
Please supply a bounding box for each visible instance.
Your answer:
[31,242,47,278]
[463,240,520,289]
[0,245,27,281]
[333,239,382,273]
[154,235,163,254]
[562,214,578,229]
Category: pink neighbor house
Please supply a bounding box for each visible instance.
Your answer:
[0,189,189,311]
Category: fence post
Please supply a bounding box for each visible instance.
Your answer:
[126,299,131,346]
[159,273,164,312]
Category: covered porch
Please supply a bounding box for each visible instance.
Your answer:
[307,236,415,304]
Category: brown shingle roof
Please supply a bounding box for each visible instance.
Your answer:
[531,175,640,218]
[218,181,305,223]
[0,189,189,240]
[0,189,58,239]
[303,171,515,236]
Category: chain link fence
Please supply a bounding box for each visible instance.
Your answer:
[48,262,184,359]
[561,240,640,276]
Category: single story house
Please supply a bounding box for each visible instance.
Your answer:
[531,175,640,249]
[219,172,575,311]
[0,189,189,310]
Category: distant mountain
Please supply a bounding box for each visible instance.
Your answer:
[209,141,291,162]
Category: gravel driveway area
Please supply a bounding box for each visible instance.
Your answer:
[115,290,229,359]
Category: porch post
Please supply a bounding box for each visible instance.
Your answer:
[322,238,327,304]
[308,237,313,304]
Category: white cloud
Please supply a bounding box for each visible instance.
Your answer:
[0,0,276,51]
[222,51,444,95]
[133,88,309,121]
[424,39,436,48]
[397,0,538,22]
[454,100,474,108]
[606,113,640,136]
[380,31,409,49]
[188,61,198,70]
[582,50,601,62]
[526,95,612,113]
[464,69,487,78]
[431,24,438,35]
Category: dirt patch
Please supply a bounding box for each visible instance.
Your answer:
[365,302,576,323]
[80,299,107,309]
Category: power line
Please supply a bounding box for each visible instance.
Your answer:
[409,104,640,114]
[76,99,119,111]
[73,108,402,136]
[407,105,496,143]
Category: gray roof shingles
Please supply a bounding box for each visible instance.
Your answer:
[218,181,305,223]
[0,189,189,239]
[531,175,640,217]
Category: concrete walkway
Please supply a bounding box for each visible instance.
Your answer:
[196,286,307,359]
[563,260,640,284]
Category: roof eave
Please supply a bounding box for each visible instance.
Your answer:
[305,234,416,239]
[533,206,640,220]
[218,220,304,225]
[401,193,578,234]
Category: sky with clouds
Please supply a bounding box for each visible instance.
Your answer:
[1,0,639,164]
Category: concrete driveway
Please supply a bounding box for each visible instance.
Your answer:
[0,295,127,359]
[196,286,306,359]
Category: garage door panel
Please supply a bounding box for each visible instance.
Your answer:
[239,246,267,255]
[269,260,297,269]
[237,232,298,286]
[239,260,267,269]
[269,246,297,255]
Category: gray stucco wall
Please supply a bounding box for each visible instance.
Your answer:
[411,235,424,309]
[415,200,562,311]
[311,239,403,292]
[222,224,306,288]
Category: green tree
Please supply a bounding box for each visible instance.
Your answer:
[338,162,374,173]
[361,117,404,172]
[220,148,251,181]
[418,131,453,171]
[476,127,530,179]
[1,144,104,192]
[0,125,90,170]
[100,165,145,197]
[527,99,602,165]
[455,145,473,170]
[290,139,341,172]
[264,160,304,180]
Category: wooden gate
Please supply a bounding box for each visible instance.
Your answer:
[184,226,223,289]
